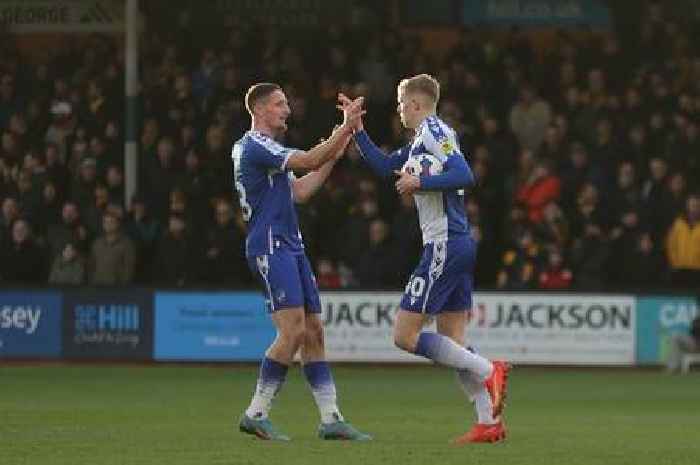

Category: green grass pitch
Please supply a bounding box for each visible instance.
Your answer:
[1,364,698,465]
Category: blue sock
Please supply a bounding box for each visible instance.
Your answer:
[303,361,343,424]
[415,332,443,358]
[414,332,492,379]
[245,357,288,419]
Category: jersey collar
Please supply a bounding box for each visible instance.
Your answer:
[414,113,437,137]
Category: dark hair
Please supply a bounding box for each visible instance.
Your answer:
[244,83,281,115]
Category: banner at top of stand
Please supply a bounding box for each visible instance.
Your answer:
[0,0,124,34]
[462,0,611,27]
[203,0,364,28]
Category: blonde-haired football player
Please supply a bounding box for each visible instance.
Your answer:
[340,74,511,444]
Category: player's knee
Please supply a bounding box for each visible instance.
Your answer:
[393,331,417,353]
[281,323,306,349]
[305,322,324,347]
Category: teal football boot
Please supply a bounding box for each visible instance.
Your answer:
[239,414,291,441]
[318,421,372,441]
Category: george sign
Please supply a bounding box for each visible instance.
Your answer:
[636,296,698,364]
[62,290,153,359]
[154,292,275,361]
[320,292,636,365]
[0,291,62,358]
[0,0,124,34]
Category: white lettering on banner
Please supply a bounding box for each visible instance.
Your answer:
[319,292,636,365]
[0,1,124,34]
[204,336,240,347]
[660,302,698,328]
[0,307,42,335]
[487,0,583,19]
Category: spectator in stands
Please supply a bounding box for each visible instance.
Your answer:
[509,84,552,151]
[47,201,89,260]
[589,117,620,186]
[608,161,642,224]
[665,316,700,374]
[623,233,667,288]
[538,247,573,289]
[0,73,20,129]
[643,157,674,241]
[89,211,136,285]
[72,157,98,211]
[316,257,342,289]
[105,165,125,206]
[0,219,46,284]
[33,181,62,236]
[569,182,606,238]
[354,219,400,288]
[608,209,645,285]
[83,184,110,235]
[558,142,599,213]
[48,242,85,285]
[181,147,212,226]
[146,136,183,222]
[537,124,567,167]
[571,222,610,290]
[125,194,160,284]
[497,228,542,290]
[502,202,531,250]
[515,160,561,224]
[0,196,20,245]
[152,213,195,287]
[666,193,700,289]
[200,199,249,286]
[341,191,380,271]
[534,202,569,248]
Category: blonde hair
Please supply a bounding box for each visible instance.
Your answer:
[398,74,440,106]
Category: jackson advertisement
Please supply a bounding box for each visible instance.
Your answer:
[320,292,636,365]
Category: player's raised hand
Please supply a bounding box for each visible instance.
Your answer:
[341,95,364,127]
[394,169,420,195]
[337,93,365,132]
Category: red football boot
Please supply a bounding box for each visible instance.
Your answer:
[452,421,506,445]
[484,361,511,417]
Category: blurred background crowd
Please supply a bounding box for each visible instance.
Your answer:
[0,0,698,291]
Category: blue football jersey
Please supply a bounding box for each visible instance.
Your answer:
[232,131,304,257]
[403,115,470,243]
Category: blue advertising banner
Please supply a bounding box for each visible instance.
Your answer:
[462,0,611,27]
[62,290,153,359]
[154,292,274,361]
[636,296,698,364]
[0,291,62,358]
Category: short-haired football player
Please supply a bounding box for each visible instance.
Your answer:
[340,74,511,444]
[234,83,371,441]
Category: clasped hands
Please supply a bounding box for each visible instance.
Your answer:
[337,93,420,195]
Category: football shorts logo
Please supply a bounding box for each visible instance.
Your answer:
[256,256,270,276]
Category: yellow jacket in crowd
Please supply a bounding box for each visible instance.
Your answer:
[666,216,700,270]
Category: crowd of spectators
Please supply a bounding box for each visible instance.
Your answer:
[0,1,698,291]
